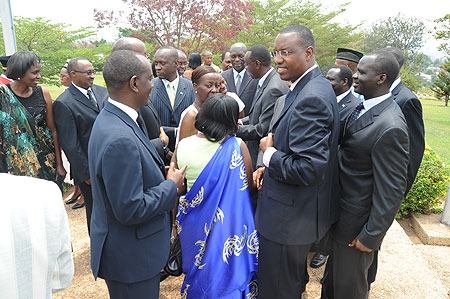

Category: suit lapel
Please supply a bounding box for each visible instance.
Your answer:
[249,69,275,115]
[174,78,186,111]
[105,102,166,176]
[155,78,173,112]
[238,71,251,97]
[69,84,99,112]
[339,93,352,111]
[92,86,106,110]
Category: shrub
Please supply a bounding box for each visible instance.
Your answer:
[397,145,450,218]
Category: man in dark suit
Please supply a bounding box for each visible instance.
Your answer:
[53,57,108,232]
[88,50,186,299]
[256,25,340,298]
[111,37,170,161]
[151,46,195,151]
[322,50,409,299]
[237,44,289,168]
[221,43,258,116]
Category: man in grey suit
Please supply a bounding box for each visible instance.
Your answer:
[322,50,409,299]
[53,57,108,233]
[150,46,195,150]
[237,44,289,168]
[221,43,258,116]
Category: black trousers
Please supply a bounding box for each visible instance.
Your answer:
[258,234,312,299]
[321,240,374,299]
[105,275,160,299]
[79,182,93,235]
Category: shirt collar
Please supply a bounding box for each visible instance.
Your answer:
[72,82,91,98]
[108,97,139,125]
[336,89,351,103]
[390,77,401,92]
[233,68,246,81]
[162,74,180,92]
[258,67,274,88]
[289,64,318,91]
[362,92,392,113]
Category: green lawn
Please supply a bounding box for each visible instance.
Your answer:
[420,99,450,166]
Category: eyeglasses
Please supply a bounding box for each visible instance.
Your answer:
[178,62,188,66]
[271,50,297,58]
[73,70,95,75]
[244,60,256,67]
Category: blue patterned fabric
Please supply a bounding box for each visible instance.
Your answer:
[176,136,258,299]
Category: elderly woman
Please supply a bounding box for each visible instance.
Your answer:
[173,93,258,298]
[0,51,66,184]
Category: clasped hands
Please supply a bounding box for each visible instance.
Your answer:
[252,133,275,190]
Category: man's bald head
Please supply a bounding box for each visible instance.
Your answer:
[112,37,146,55]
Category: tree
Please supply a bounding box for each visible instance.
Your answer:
[361,14,427,92]
[0,17,109,86]
[233,0,362,71]
[434,14,450,55]
[431,60,450,106]
[94,0,254,54]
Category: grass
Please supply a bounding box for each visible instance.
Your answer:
[420,98,450,166]
[42,73,106,99]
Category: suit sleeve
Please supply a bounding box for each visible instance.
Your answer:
[268,95,334,186]
[150,138,165,160]
[357,127,409,249]
[53,100,90,183]
[102,136,177,225]
[237,87,282,141]
[400,96,425,194]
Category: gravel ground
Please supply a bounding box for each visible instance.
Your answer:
[54,188,450,298]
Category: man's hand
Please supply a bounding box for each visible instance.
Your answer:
[159,127,169,148]
[84,178,91,185]
[166,162,187,193]
[253,167,265,190]
[348,238,373,252]
[260,133,274,153]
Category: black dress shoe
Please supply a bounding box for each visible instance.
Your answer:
[65,194,81,205]
[72,202,85,209]
[310,252,327,268]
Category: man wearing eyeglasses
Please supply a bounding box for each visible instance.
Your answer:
[53,57,108,234]
[221,42,258,116]
[256,25,340,298]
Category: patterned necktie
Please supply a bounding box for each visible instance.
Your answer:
[235,74,241,94]
[346,102,364,128]
[168,82,175,108]
[87,89,98,109]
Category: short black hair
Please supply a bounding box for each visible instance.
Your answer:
[382,47,405,69]
[221,50,230,61]
[5,51,40,80]
[367,50,400,86]
[279,25,315,48]
[195,93,239,143]
[103,50,148,90]
[248,44,271,67]
[188,52,202,70]
[333,65,353,87]
[67,57,90,77]
[156,46,178,61]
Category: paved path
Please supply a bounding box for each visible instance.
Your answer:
[54,190,450,298]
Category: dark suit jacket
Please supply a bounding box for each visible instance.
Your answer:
[391,81,425,195]
[237,69,289,167]
[150,76,195,150]
[222,68,258,116]
[255,67,340,245]
[137,104,167,160]
[333,97,409,250]
[53,83,108,185]
[88,102,177,283]
[337,91,360,144]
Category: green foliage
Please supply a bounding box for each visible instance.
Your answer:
[233,0,362,71]
[397,145,450,218]
[434,14,450,55]
[0,17,112,86]
[400,68,422,93]
[431,60,450,106]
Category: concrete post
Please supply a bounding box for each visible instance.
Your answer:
[0,0,17,55]
[441,184,450,226]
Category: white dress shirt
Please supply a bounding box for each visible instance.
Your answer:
[162,74,180,95]
[358,92,392,119]
[0,174,73,299]
[337,89,351,103]
[108,98,139,125]
[233,68,247,87]
[72,82,97,103]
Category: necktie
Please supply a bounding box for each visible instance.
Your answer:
[346,102,364,128]
[87,89,98,109]
[235,74,241,94]
[167,82,175,109]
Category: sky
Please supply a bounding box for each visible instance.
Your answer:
[6,0,450,58]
